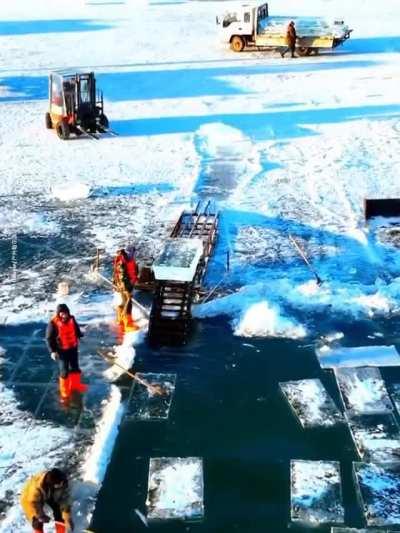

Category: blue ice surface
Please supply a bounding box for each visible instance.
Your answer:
[0,59,376,104]
[113,103,400,140]
[0,19,111,36]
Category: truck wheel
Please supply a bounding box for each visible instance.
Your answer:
[297,46,312,56]
[45,112,52,129]
[230,36,245,52]
[56,121,70,140]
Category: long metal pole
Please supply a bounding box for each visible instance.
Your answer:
[288,234,322,285]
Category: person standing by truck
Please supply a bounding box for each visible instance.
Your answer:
[281,20,297,58]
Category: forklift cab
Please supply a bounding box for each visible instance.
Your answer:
[47,71,108,140]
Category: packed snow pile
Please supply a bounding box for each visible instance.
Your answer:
[51,183,91,202]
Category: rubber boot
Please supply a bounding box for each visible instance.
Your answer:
[123,314,139,332]
[69,371,88,393]
[55,522,66,533]
[59,376,71,400]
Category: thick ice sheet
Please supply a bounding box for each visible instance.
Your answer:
[353,462,400,527]
[348,414,400,463]
[279,379,344,428]
[290,460,344,526]
[317,345,400,369]
[127,373,176,420]
[335,367,393,415]
[153,238,204,282]
[146,457,204,521]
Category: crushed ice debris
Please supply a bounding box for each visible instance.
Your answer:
[335,367,394,415]
[290,460,344,526]
[280,379,344,428]
[146,457,204,522]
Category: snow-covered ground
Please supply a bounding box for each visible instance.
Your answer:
[1,0,400,529]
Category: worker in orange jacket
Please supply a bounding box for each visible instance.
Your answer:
[112,247,138,331]
[46,303,87,400]
[20,468,73,532]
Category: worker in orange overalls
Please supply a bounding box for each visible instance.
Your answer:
[112,247,138,331]
[20,468,73,532]
[46,303,87,400]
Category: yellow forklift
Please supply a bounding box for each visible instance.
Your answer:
[45,71,110,140]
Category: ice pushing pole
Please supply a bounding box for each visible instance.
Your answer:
[94,270,150,318]
[288,234,323,285]
[97,350,165,396]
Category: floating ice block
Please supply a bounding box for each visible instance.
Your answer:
[353,462,400,527]
[127,373,176,420]
[290,459,344,526]
[152,238,204,282]
[348,414,400,463]
[146,457,204,521]
[335,367,393,415]
[279,379,344,429]
[316,345,400,369]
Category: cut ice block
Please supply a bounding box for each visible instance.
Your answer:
[353,462,400,527]
[317,345,400,369]
[152,238,203,282]
[279,379,344,428]
[290,460,344,526]
[127,373,176,420]
[335,367,393,415]
[348,414,400,463]
[146,457,204,521]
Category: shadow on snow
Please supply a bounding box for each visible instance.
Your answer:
[0,19,112,36]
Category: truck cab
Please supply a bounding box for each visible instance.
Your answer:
[218,3,269,51]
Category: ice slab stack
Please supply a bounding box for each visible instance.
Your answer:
[146,457,204,522]
[335,367,393,415]
[353,462,400,528]
[127,373,176,420]
[279,379,344,428]
[152,238,204,282]
[316,345,400,369]
[290,460,344,527]
[348,414,400,463]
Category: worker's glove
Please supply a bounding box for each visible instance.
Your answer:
[51,352,59,361]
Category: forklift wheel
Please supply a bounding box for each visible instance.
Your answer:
[45,112,52,129]
[56,121,70,140]
[99,114,109,129]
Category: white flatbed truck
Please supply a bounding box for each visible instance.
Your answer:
[217,3,352,55]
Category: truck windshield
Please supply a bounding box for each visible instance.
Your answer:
[222,13,238,28]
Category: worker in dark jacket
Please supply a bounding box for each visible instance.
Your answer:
[20,468,73,532]
[281,20,297,57]
[46,303,87,399]
[112,247,138,331]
